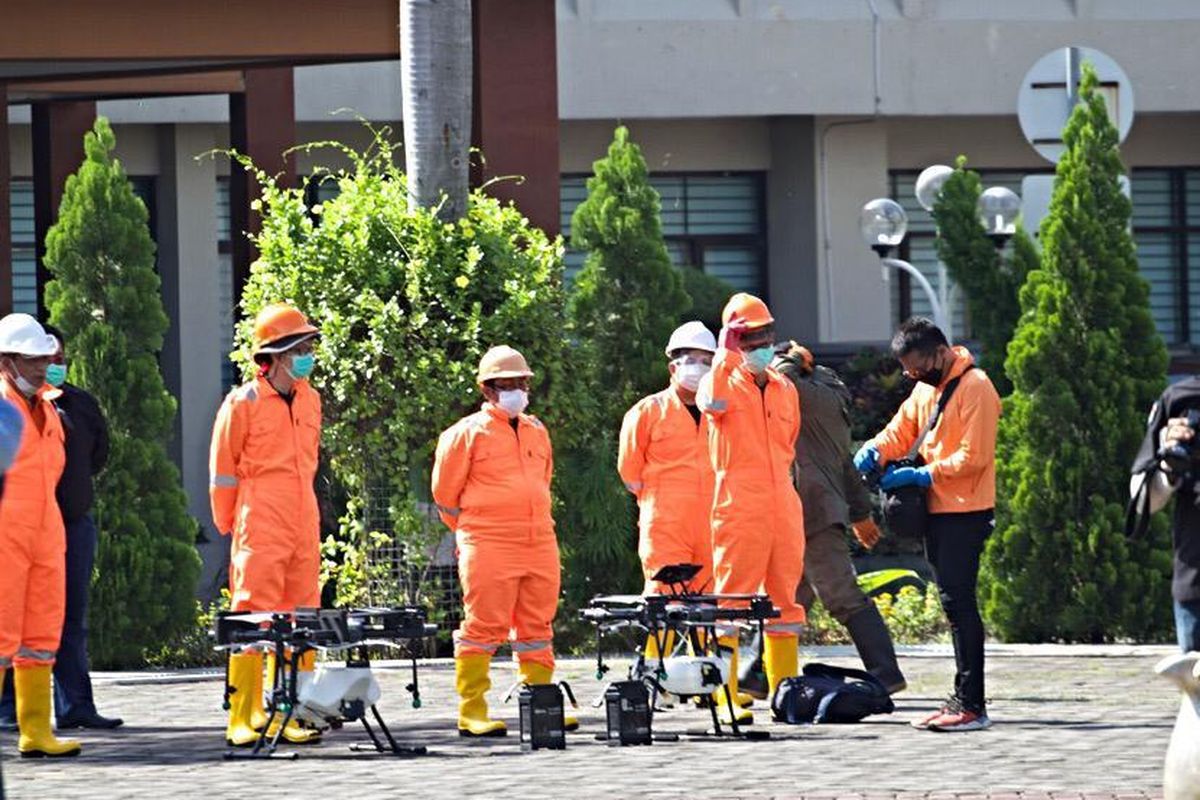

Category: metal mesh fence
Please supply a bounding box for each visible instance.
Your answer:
[361,483,461,656]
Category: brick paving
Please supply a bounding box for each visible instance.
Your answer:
[0,645,1179,800]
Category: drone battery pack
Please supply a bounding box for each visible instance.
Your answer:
[518,684,566,751]
[604,681,652,746]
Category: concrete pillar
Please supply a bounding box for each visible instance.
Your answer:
[0,84,11,316]
[471,0,560,234]
[815,117,892,343]
[156,124,226,597]
[32,100,95,319]
[229,67,295,306]
[766,116,820,345]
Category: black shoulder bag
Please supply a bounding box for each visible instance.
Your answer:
[879,373,968,538]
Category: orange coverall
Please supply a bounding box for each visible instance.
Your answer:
[209,376,322,612]
[871,345,1001,514]
[697,347,806,636]
[0,378,66,669]
[618,387,715,593]
[432,404,559,669]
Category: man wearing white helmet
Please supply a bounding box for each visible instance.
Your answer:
[619,321,755,714]
[0,313,80,757]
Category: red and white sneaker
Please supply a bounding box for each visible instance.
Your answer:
[927,706,992,732]
[910,696,959,729]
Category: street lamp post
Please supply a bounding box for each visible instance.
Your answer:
[861,173,1021,344]
[860,197,953,340]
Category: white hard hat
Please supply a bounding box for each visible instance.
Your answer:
[665,321,717,357]
[0,314,58,357]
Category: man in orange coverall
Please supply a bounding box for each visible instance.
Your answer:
[432,345,573,737]
[209,303,322,747]
[618,321,724,691]
[697,293,806,723]
[0,313,79,758]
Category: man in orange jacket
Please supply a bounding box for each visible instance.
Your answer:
[855,317,1000,732]
[0,313,80,758]
[697,294,806,724]
[432,345,568,737]
[209,303,323,747]
[619,321,720,692]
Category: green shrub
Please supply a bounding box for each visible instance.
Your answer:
[800,585,948,646]
[144,591,229,669]
[44,117,201,668]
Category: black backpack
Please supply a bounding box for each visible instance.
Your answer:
[771,663,894,724]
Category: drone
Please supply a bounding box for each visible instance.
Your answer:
[581,563,779,741]
[213,606,436,759]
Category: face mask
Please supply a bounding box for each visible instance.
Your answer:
[745,346,775,374]
[917,365,944,386]
[13,373,41,397]
[287,353,315,380]
[46,364,67,388]
[675,362,710,392]
[497,389,529,417]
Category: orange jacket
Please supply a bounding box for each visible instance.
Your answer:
[697,348,801,499]
[209,376,322,538]
[618,387,713,500]
[871,346,1001,514]
[432,404,555,540]
[0,378,65,538]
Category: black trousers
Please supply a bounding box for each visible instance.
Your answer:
[924,509,993,713]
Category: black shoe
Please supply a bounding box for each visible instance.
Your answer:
[0,716,16,733]
[57,711,124,730]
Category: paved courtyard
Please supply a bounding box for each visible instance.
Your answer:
[0,644,1181,800]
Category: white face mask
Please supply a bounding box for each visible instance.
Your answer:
[497,389,529,418]
[674,361,710,392]
[4,359,41,397]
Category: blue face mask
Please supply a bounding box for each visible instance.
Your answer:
[288,353,315,380]
[46,364,67,388]
[745,346,775,373]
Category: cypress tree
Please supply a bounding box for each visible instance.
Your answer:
[980,66,1172,642]
[568,125,692,424]
[43,117,201,667]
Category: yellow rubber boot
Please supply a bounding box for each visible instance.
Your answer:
[225,652,263,747]
[16,664,82,758]
[518,661,578,732]
[264,650,322,744]
[249,652,268,732]
[764,633,800,699]
[456,653,507,737]
[711,636,753,726]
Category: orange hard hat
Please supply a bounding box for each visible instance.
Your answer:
[252,303,319,355]
[721,293,774,330]
[786,341,814,375]
[477,345,534,383]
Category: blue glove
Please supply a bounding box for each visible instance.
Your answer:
[0,398,24,474]
[853,443,879,474]
[879,465,933,491]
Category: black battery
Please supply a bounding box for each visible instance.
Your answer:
[604,680,652,746]
[518,684,566,751]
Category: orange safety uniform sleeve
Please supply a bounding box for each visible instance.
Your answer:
[209,387,250,535]
[432,422,472,530]
[617,399,653,497]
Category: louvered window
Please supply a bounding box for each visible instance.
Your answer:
[561,172,766,296]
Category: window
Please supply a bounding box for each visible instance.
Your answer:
[1129,168,1200,346]
[216,176,238,391]
[11,177,155,316]
[560,172,767,296]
